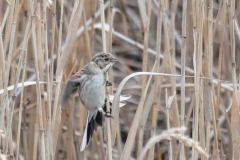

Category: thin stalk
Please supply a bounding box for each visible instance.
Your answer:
[67,99,74,160]
[90,0,98,54]
[228,0,237,95]
[82,8,91,60]
[100,0,107,52]
[3,0,15,52]
[58,0,65,58]
[193,1,204,159]
[148,0,163,159]
[142,0,152,93]
[180,0,187,159]
[204,1,214,158]
[30,0,46,159]
[99,0,112,159]
[33,124,40,160]
[1,5,11,31]
[16,45,28,160]
[170,0,176,74]
[137,0,152,157]
[50,0,56,65]
[0,16,7,133]
[166,89,172,160]
[161,0,179,157]
[43,1,54,159]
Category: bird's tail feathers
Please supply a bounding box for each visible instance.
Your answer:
[95,111,103,126]
[80,112,89,151]
[80,111,102,151]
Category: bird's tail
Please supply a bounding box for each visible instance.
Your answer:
[80,111,102,151]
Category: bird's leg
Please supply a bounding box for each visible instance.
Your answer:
[103,98,112,113]
[98,108,114,119]
[105,112,114,119]
[106,80,112,86]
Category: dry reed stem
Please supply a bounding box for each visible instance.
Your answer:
[227,0,237,96]
[99,0,112,160]
[43,1,53,159]
[0,26,7,139]
[46,4,55,160]
[33,124,39,160]
[138,87,154,160]
[30,0,46,159]
[180,0,187,159]
[161,1,179,158]
[16,48,27,160]
[82,8,91,60]
[149,1,163,159]
[221,100,233,159]
[192,0,204,159]
[3,0,15,52]
[216,0,226,117]
[137,0,153,156]
[141,0,152,93]
[1,4,10,30]
[66,99,74,160]
[170,1,176,75]
[231,93,240,159]
[204,1,214,157]
[165,89,175,160]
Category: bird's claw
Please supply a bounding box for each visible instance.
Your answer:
[104,112,114,119]
[106,81,112,86]
[98,108,114,119]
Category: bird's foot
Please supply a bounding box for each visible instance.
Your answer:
[104,111,114,119]
[98,108,114,119]
[106,81,112,86]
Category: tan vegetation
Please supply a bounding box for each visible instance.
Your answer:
[0,0,240,159]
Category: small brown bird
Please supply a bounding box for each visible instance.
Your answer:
[61,52,118,151]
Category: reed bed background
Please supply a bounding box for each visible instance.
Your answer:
[0,0,240,159]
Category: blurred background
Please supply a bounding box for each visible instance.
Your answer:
[0,0,240,159]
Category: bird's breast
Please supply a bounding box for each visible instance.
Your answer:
[79,74,106,111]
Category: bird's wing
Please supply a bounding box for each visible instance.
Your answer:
[61,70,85,106]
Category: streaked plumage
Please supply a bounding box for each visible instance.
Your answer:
[61,52,118,151]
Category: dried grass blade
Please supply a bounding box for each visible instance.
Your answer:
[231,93,240,159]
[137,0,147,29]
[139,127,209,160]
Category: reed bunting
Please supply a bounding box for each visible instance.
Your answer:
[61,52,118,151]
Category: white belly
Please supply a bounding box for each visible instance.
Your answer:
[79,74,105,111]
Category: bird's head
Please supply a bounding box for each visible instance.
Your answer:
[91,52,118,72]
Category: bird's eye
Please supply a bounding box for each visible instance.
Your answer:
[104,58,109,61]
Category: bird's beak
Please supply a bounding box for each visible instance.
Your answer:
[111,57,118,62]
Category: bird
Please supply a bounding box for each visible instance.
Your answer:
[61,52,118,151]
